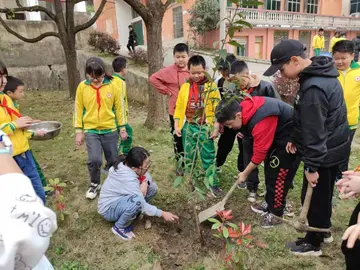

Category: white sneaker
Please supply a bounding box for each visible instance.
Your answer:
[247,191,257,203]
[86,183,101,199]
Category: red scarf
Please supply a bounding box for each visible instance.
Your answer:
[188,82,199,105]
[138,175,146,184]
[90,84,104,117]
[247,87,255,95]
[0,96,21,120]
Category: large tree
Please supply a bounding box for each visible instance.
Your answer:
[0,0,107,98]
[124,0,178,129]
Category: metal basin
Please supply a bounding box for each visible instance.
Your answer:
[27,121,63,141]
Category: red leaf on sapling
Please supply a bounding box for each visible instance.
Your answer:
[244,235,254,240]
[228,228,241,238]
[222,210,233,221]
[224,253,233,262]
[216,210,223,218]
[55,190,60,197]
[242,224,251,236]
[245,244,254,249]
[236,239,243,245]
[255,241,269,249]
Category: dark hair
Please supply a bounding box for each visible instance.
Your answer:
[128,25,133,29]
[112,56,127,73]
[0,60,8,76]
[173,43,189,55]
[85,57,112,81]
[230,60,248,74]
[188,55,206,69]
[113,147,150,170]
[339,31,346,38]
[218,53,237,71]
[319,28,324,32]
[4,76,24,93]
[332,40,354,54]
[215,97,242,123]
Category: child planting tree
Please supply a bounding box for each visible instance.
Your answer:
[215,96,300,228]
[174,55,221,197]
[264,39,349,255]
[98,147,179,240]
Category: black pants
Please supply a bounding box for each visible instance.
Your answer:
[264,147,300,216]
[342,202,360,270]
[302,166,338,246]
[127,41,135,53]
[169,115,184,164]
[338,129,356,179]
[243,137,260,192]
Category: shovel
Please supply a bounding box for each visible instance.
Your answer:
[198,180,239,223]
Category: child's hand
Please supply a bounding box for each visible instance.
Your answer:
[343,224,360,248]
[175,127,182,137]
[209,130,219,139]
[120,130,128,140]
[140,181,148,197]
[161,211,179,222]
[15,116,35,129]
[236,132,244,139]
[336,171,360,198]
[75,132,84,146]
[35,129,47,137]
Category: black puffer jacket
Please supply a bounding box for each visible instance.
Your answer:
[353,36,360,62]
[291,56,349,172]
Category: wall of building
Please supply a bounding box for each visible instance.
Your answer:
[319,0,343,16]
[94,0,119,41]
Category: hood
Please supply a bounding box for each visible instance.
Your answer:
[300,57,339,81]
[248,74,261,88]
[240,96,266,126]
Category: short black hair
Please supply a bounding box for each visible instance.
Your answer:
[218,54,237,71]
[173,43,189,55]
[112,56,127,73]
[4,76,24,93]
[319,28,324,32]
[230,60,248,75]
[215,97,242,123]
[332,40,354,54]
[85,57,112,81]
[0,60,7,76]
[188,55,206,69]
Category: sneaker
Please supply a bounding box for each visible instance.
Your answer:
[247,190,257,203]
[324,232,333,244]
[285,238,306,249]
[237,181,247,189]
[176,167,184,176]
[85,183,101,200]
[111,225,134,240]
[290,242,322,256]
[251,201,268,215]
[284,203,294,217]
[260,213,282,228]
[210,186,224,198]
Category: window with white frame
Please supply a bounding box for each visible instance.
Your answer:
[266,0,281,10]
[306,0,318,14]
[287,0,300,12]
[351,0,360,14]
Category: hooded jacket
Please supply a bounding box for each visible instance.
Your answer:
[98,162,162,217]
[292,56,349,172]
[240,96,293,164]
[149,64,190,115]
[353,35,360,61]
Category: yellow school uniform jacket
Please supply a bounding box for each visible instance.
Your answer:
[329,37,346,52]
[74,78,125,134]
[338,61,360,129]
[312,35,325,49]
[112,73,128,130]
[174,81,220,130]
[0,93,30,156]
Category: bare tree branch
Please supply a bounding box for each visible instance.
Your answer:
[0,17,59,43]
[15,0,23,7]
[123,0,149,22]
[74,0,107,34]
[0,6,56,21]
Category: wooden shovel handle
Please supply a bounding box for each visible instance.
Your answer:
[299,183,313,222]
[222,179,239,204]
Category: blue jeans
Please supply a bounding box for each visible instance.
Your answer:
[103,182,158,228]
[14,150,46,204]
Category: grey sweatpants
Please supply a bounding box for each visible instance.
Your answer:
[85,131,119,185]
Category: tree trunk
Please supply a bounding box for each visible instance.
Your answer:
[144,16,167,129]
[62,35,80,99]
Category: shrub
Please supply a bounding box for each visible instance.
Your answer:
[88,31,120,55]
[129,48,148,64]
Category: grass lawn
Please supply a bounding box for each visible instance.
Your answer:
[23,90,360,270]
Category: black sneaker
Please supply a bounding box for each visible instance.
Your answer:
[324,232,333,244]
[237,181,247,189]
[285,238,306,249]
[210,186,224,198]
[251,201,268,215]
[290,242,322,256]
[260,213,282,228]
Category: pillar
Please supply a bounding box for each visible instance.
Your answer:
[26,0,41,21]
[74,1,87,12]
[219,0,226,45]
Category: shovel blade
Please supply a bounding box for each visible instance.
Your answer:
[198,202,225,223]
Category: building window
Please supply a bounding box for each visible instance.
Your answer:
[351,0,360,14]
[173,6,184,39]
[266,0,281,10]
[227,0,232,7]
[287,0,300,12]
[306,0,318,14]
[274,30,289,45]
